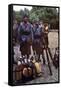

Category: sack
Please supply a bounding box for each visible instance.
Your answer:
[15,66,22,81]
[34,62,41,74]
[28,67,32,77]
[23,67,29,77]
[15,71,22,81]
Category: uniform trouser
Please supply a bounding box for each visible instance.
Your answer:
[20,41,31,59]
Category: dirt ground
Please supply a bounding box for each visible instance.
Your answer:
[13,31,59,84]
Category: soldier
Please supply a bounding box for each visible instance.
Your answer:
[18,15,32,61]
[32,20,43,61]
[43,23,49,48]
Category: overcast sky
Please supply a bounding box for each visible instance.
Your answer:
[13,6,32,11]
[13,5,59,12]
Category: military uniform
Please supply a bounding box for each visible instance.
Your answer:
[32,24,43,55]
[43,23,49,48]
[18,22,32,56]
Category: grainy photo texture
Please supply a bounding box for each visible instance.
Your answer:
[10,4,59,85]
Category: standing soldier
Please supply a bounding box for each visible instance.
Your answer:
[42,23,53,75]
[43,23,49,48]
[32,21,43,61]
[39,22,49,64]
[18,15,32,61]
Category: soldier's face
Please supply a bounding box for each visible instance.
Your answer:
[23,17,28,23]
[36,22,39,28]
[33,23,36,27]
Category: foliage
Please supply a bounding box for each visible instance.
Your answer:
[13,6,59,29]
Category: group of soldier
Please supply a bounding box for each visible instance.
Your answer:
[13,15,59,81]
[13,15,49,64]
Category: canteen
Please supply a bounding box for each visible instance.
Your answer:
[34,62,41,74]
[23,67,29,77]
[28,67,32,76]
